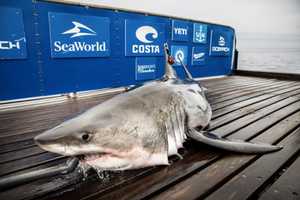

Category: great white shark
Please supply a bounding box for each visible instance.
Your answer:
[35,44,282,171]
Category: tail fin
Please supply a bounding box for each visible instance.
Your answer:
[188,129,283,154]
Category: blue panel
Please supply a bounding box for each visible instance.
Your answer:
[48,12,110,58]
[0,0,235,101]
[125,20,165,56]
[0,7,27,59]
[191,46,206,65]
[210,30,232,56]
[193,23,208,44]
[171,45,188,66]
[135,57,157,81]
[171,20,189,42]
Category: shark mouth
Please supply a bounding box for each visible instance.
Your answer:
[77,151,132,171]
[78,152,118,162]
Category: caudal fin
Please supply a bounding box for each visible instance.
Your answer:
[188,129,283,154]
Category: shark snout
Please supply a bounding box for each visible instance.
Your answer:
[34,126,69,147]
[34,132,54,145]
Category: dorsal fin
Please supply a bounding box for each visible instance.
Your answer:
[163,43,177,80]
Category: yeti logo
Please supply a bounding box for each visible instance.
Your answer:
[135,26,158,43]
[62,21,96,38]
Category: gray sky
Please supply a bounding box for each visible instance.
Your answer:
[76,0,300,35]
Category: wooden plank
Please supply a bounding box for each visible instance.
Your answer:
[0,164,83,200]
[209,83,300,113]
[0,152,65,176]
[206,79,279,96]
[205,132,300,200]
[211,81,299,107]
[202,76,269,88]
[207,79,284,98]
[213,97,300,137]
[0,146,44,164]
[210,88,300,129]
[0,140,35,154]
[258,155,300,200]
[150,114,300,200]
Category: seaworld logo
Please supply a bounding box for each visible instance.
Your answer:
[62,21,96,38]
[53,21,107,53]
[132,25,160,54]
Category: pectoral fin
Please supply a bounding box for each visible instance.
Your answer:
[188,129,283,154]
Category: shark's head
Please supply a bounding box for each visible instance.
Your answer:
[34,101,168,170]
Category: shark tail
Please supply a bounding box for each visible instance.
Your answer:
[188,129,283,154]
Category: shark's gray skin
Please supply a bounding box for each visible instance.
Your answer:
[35,44,282,171]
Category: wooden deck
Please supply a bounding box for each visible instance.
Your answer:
[0,75,299,200]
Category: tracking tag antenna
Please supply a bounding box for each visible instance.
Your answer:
[177,56,193,80]
[177,54,206,93]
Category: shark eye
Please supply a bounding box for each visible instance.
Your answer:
[82,133,91,142]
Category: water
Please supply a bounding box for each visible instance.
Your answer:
[236,33,300,74]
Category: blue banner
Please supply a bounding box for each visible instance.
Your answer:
[210,30,231,56]
[125,20,165,56]
[171,45,188,66]
[48,12,110,58]
[192,46,206,65]
[172,20,189,41]
[0,7,27,59]
[193,23,208,44]
[135,57,157,80]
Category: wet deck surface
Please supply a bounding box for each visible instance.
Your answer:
[0,75,299,200]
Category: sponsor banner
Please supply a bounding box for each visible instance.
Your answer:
[192,46,206,65]
[135,57,156,80]
[171,45,188,66]
[171,20,189,41]
[193,23,208,44]
[0,7,27,59]
[125,20,165,56]
[48,12,110,58]
[210,30,231,56]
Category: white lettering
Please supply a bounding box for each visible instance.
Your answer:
[137,64,156,73]
[132,44,160,54]
[174,28,187,35]
[212,46,230,52]
[0,41,21,50]
[53,41,107,52]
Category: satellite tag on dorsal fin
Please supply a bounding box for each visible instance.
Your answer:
[162,43,177,80]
